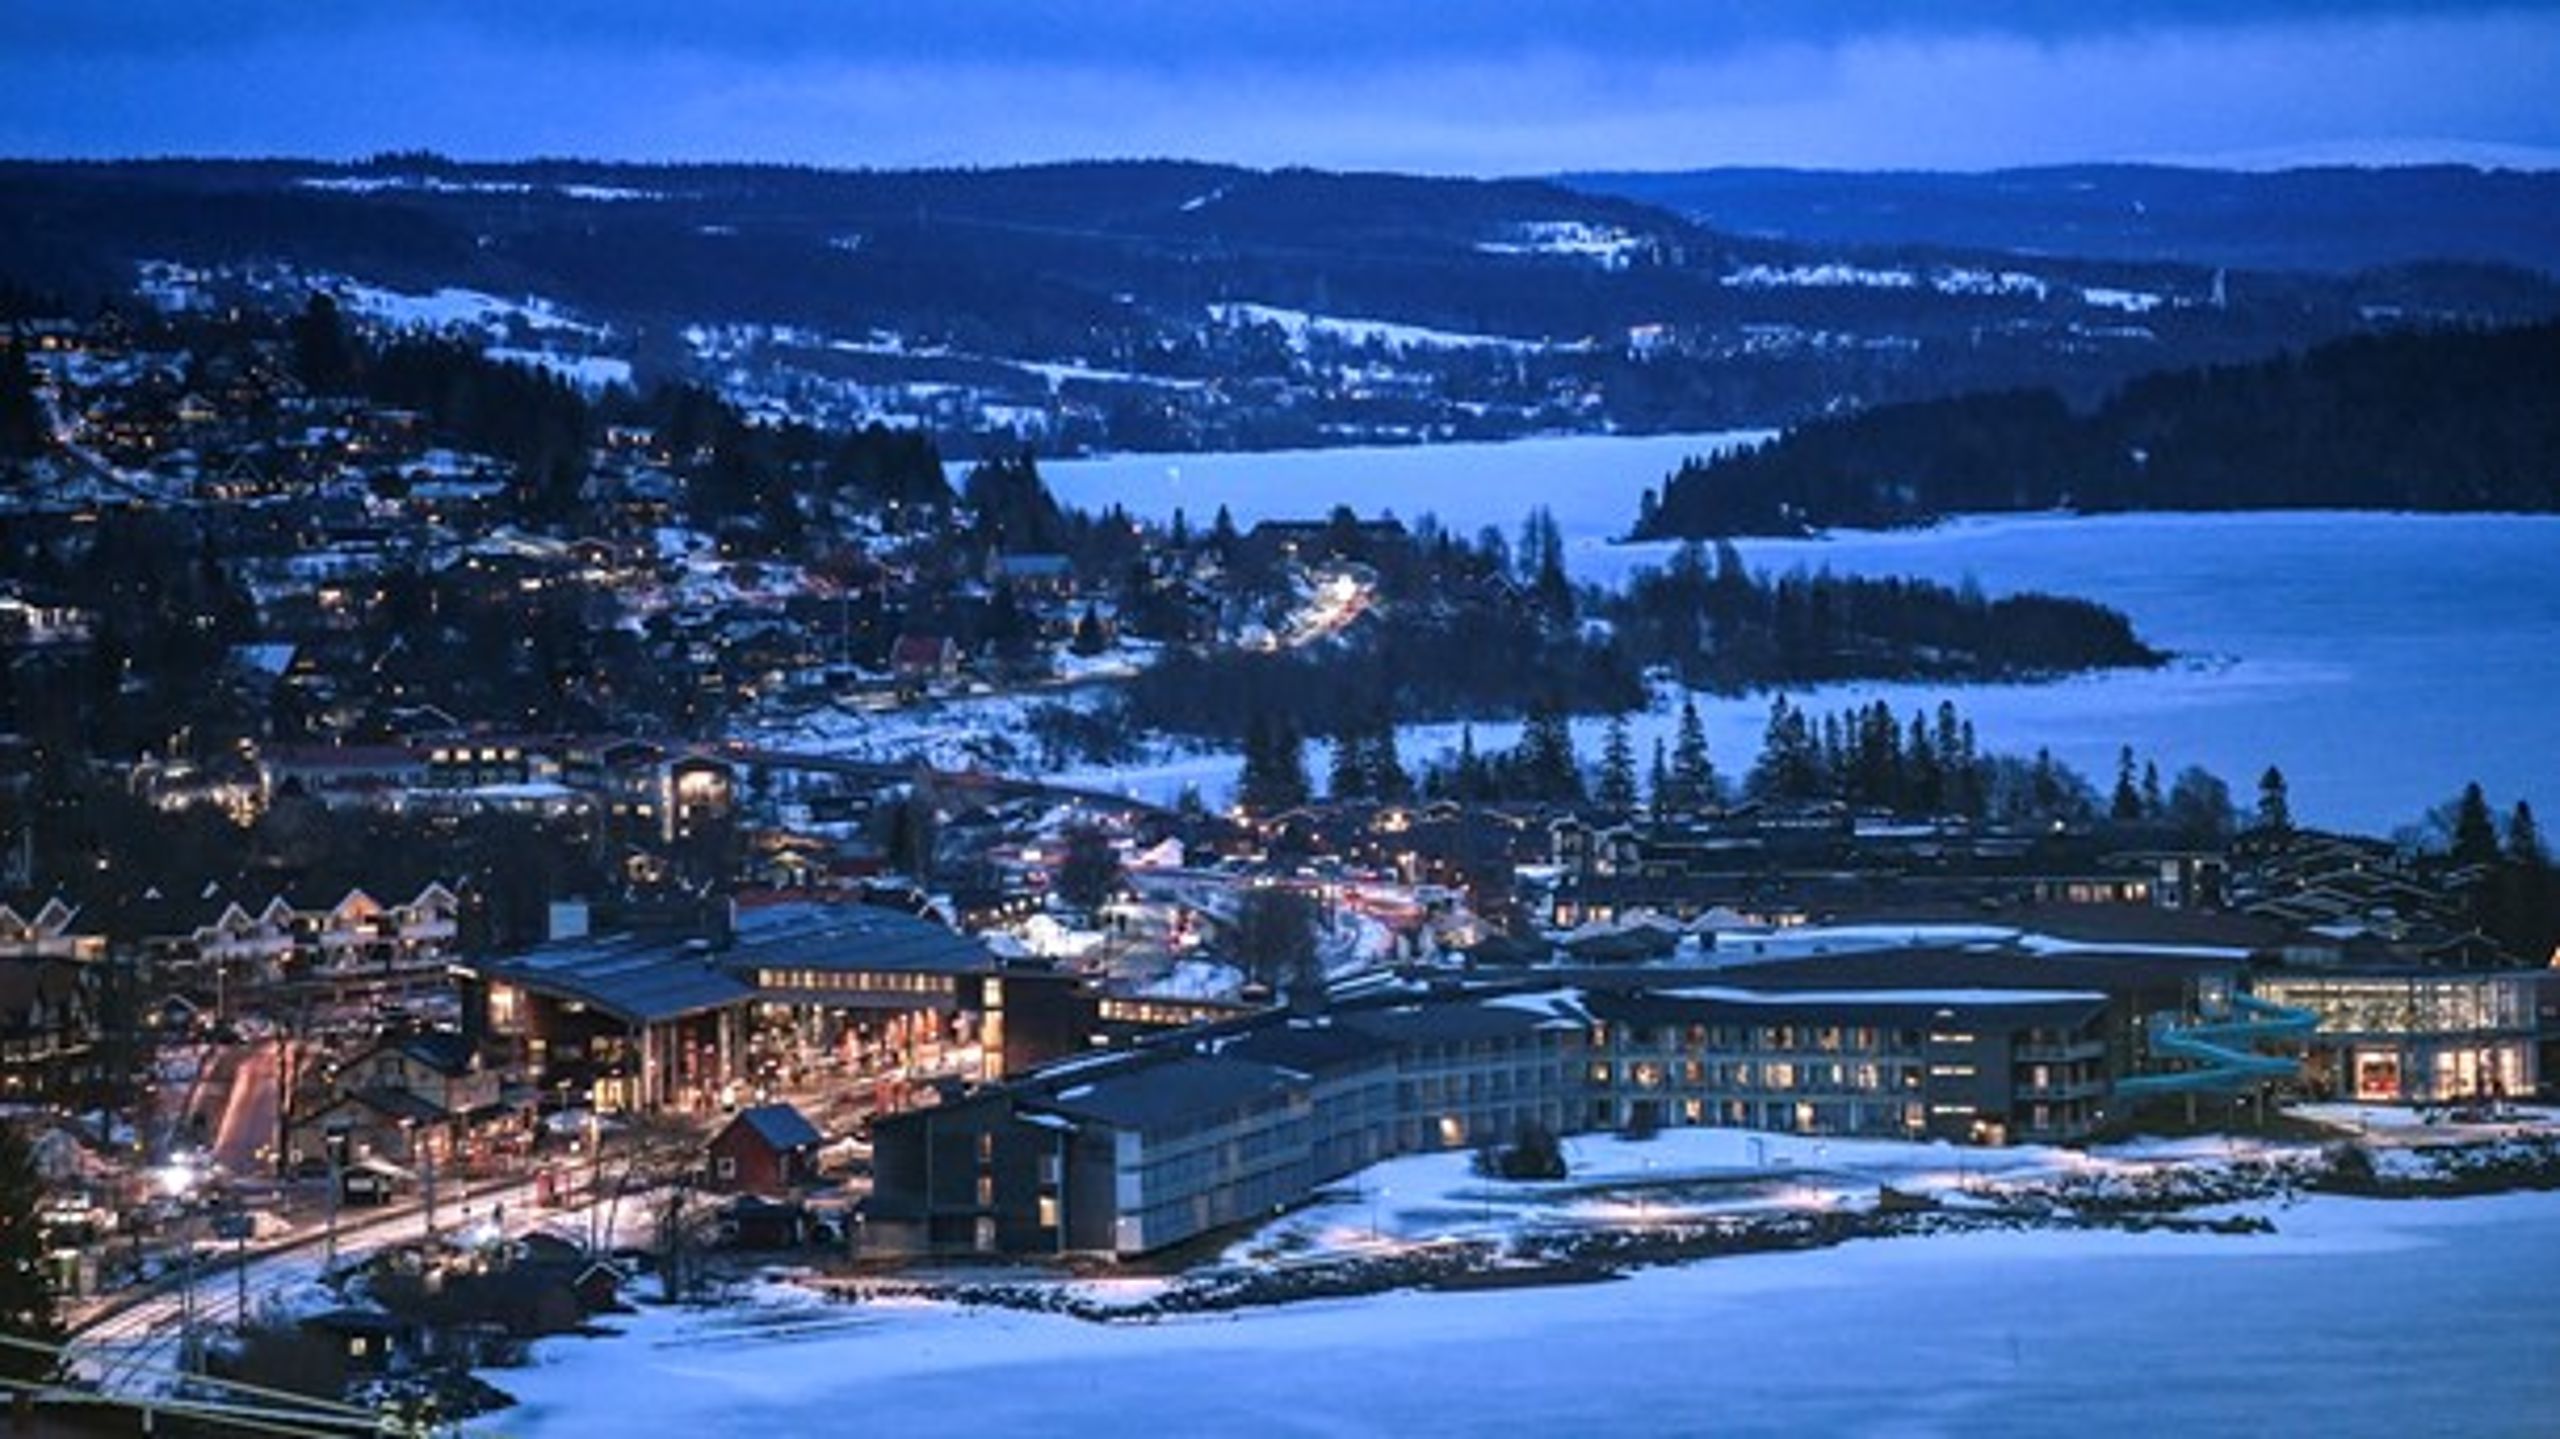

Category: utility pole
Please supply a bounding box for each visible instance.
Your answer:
[323,1131,342,1270]
[177,1205,198,1377]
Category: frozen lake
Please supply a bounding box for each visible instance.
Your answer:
[1041,437,2559,834]
[487,1190,2560,1438]
[1039,431,1763,544]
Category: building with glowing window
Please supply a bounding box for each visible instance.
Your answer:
[2252,968,2542,1103]
[870,946,2242,1257]
[464,899,1097,1112]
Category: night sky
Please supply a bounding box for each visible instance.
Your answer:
[6,2,2558,173]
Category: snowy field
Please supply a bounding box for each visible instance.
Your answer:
[1039,437,2558,834]
[483,1184,2560,1438]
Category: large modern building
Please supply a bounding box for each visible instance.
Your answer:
[870,943,2260,1258]
[464,899,1096,1112]
[2254,967,2543,1104]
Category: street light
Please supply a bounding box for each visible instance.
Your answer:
[155,1160,200,1376]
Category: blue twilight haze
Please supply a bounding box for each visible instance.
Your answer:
[4,1,2559,171]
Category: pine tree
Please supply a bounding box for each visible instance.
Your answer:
[1361,711,1411,803]
[1519,506,1572,617]
[1055,824,1123,913]
[2255,766,2293,835]
[2508,800,2547,868]
[1327,731,1366,802]
[1453,723,1484,802]
[2451,782,2501,865]
[1669,696,1714,813]
[1647,738,1670,821]
[1069,604,1109,657]
[2031,748,2063,816]
[1956,720,1982,816]
[1239,713,1310,814]
[1515,698,1582,804]
[289,291,356,393]
[2111,746,2144,821]
[0,1122,61,1386]
[1596,714,1638,814]
[1906,712,1943,814]
[2141,760,2164,819]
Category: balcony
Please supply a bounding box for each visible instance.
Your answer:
[2016,1040,2107,1063]
[2017,1077,2109,1101]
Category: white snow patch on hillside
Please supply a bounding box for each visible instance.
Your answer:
[1475,221,1647,269]
[1724,262,1920,290]
[337,282,603,339]
[2081,286,2165,313]
[1210,302,1554,354]
[484,348,633,391]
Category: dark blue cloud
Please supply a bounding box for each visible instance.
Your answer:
[3,2,2555,171]
[4,2,2529,60]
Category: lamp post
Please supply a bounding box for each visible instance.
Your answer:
[155,1160,199,1376]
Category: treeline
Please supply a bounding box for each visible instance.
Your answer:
[1224,685,2253,844]
[1602,540,2160,687]
[1121,604,1644,744]
[2438,783,2560,965]
[0,331,46,462]
[1635,318,2560,537]
[1112,512,2157,747]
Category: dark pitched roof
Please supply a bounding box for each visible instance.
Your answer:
[472,932,753,1025]
[353,1030,475,1077]
[1190,1015,1399,1075]
[1030,1055,1301,1131]
[726,901,995,977]
[341,1087,450,1125]
[724,1103,823,1152]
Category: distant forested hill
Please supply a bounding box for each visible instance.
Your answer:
[1562,165,2560,277]
[1633,320,2560,537]
[6,157,2558,455]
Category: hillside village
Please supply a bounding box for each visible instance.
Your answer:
[0,277,2556,1422]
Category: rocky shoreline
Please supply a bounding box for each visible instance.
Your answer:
[806,1131,2560,1325]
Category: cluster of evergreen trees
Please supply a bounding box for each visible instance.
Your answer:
[0,334,46,464]
[1323,709,1413,804]
[1116,506,2156,751]
[2440,782,2559,963]
[1368,690,2266,839]
[1602,540,2160,687]
[1636,319,2560,537]
[1424,703,1587,806]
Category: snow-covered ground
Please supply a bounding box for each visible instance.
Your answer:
[484,347,633,391]
[1209,301,1563,355]
[334,281,603,339]
[482,1178,2560,1437]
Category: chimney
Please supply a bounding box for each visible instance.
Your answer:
[546,899,591,943]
